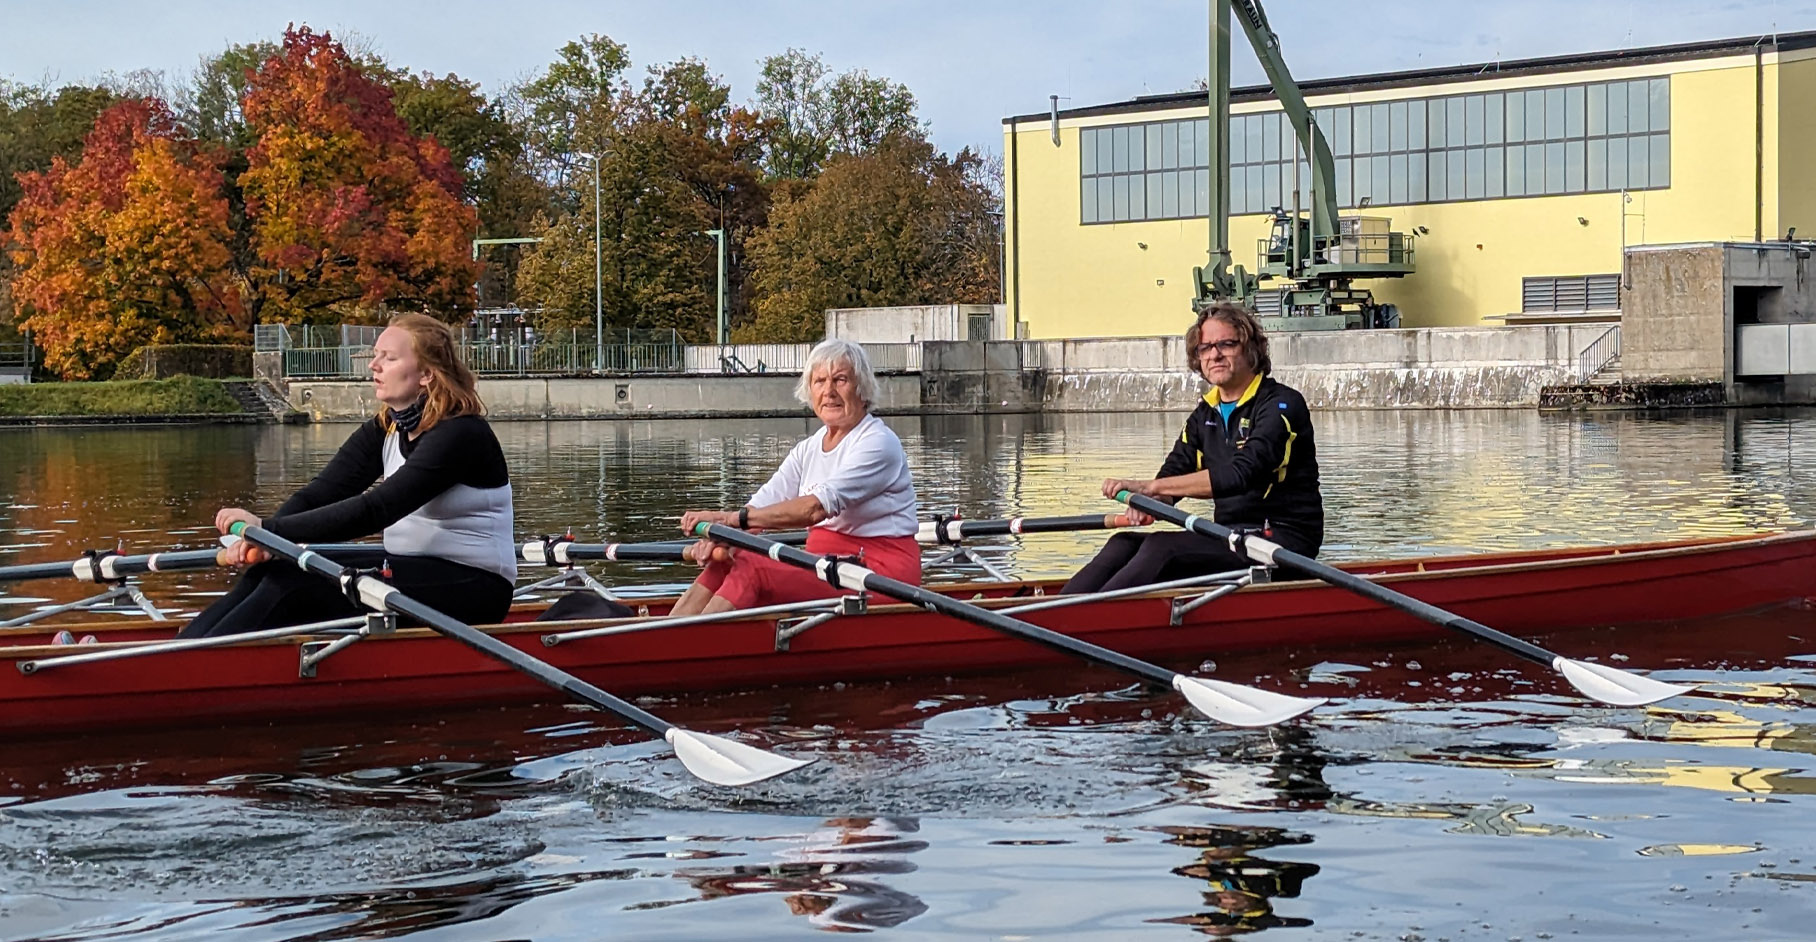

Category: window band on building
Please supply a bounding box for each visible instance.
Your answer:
[1079,76,1670,225]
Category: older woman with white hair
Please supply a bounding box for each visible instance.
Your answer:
[672,338,920,615]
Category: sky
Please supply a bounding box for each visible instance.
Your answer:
[4,0,1815,155]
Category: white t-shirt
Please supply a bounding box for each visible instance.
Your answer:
[748,414,917,538]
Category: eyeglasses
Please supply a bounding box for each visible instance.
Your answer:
[1194,339,1243,358]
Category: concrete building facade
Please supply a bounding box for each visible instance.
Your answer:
[1003,31,1816,338]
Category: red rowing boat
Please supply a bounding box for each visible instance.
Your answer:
[3,531,1811,737]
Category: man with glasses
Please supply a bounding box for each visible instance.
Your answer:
[1061,302,1324,593]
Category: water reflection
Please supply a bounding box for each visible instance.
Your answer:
[675,816,928,933]
[1148,824,1317,935]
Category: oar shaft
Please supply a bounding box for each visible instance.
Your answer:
[234,524,678,737]
[1119,492,1558,666]
[523,533,808,565]
[696,523,1176,687]
[920,513,1133,544]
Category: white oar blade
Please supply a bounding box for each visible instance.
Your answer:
[665,728,815,786]
[1554,657,1697,707]
[1173,676,1324,727]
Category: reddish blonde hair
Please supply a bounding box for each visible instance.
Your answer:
[377,313,483,432]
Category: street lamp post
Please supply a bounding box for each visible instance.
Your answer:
[704,229,727,345]
[576,152,604,372]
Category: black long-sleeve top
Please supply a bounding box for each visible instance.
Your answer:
[1155,374,1324,551]
[265,415,510,544]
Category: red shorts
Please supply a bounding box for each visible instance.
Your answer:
[696,528,921,609]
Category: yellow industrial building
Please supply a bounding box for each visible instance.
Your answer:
[1002,30,1816,337]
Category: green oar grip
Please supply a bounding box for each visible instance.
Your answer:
[1114,489,1133,502]
[229,521,249,536]
[691,522,711,536]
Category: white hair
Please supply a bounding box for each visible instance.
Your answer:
[795,338,880,408]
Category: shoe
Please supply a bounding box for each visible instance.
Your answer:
[78,635,98,645]
[50,630,74,645]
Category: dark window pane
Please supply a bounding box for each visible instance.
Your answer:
[1447,97,1466,147]
[1587,83,1606,136]
[1112,126,1128,172]
[1466,147,1486,199]
[1146,172,1163,219]
[1428,153,1447,201]
[1651,133,1670,187]
[1409,149,1427,202]
[1526,143,1546,192]
[1607,85,1628,134]
[1372,103,1391,153]
[1409,100,1426,149]
[1565,85,1585,138]
[1506,91,1525,143]
[1486,93,1504,145]
[1448,149,1466,198]
[1607,137,1627,188]
[1466,94,1485,146]
[1372,154,1390,203]
[1129,170,1146,217]
[1080,129,1096,175]
[1178,170,1195,216]
[1545,141,1565,194]
[1526,89,1546,137]
[1390,100,1409,151]
[1351,154,1371,204]
[1545,87,1565,140]
[1162,122,1179,169]
[1486,145,1504,198]
[1113,174,1129,219]
[1129,125,1146,172]
[1505,142,1525,196]
[1565,140,1584,192]
[1588,138,1607,190]
[1352,105,1372,155]
[1628,81,1650,133]
[1082,177,1098,222]
[1390,153,1409,203]
[1336,157,1353,206]
[1146,125,1163,171]
[1246,164,1264,212]
[1180,120,1197,170]
[1333,105,1351,155]
[1164,170,1181,217]
[1427,99,1445,149]
[1097,128,1113,174]
[1651,78,1670,130]
[1226,116,1244,164]
[1628,132,1649,187]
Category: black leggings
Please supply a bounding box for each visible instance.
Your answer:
[178,550,514,639]
[1060,529,1319,595]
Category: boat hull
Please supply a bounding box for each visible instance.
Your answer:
[2,532,1811,736]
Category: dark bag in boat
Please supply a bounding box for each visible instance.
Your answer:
[536,593,635,621]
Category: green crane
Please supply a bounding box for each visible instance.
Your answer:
[1195,0,1417,329]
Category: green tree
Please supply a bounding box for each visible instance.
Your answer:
[176,41,279,149]
[753,49,922,180]
[743,135,1000,342]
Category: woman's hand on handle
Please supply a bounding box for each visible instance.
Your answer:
[213,508,269,566]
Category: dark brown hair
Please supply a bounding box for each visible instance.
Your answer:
[1184,302,1272,379]
[378,313,484,432]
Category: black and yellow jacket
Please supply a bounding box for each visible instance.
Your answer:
[1154,373,1324,554]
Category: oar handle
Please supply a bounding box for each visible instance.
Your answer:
[1113,491,1561,667]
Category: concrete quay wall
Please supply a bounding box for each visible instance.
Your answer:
[923,324,1610,412]
[287,325,1612,418]
[290,374,922,422]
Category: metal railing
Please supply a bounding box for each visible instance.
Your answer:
[279,333,922,379]
[1576,325,1622,382]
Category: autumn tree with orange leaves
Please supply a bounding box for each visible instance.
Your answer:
[7,99,243,378]
[238,27,479,325]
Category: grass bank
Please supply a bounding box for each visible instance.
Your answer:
[0,376,243,416]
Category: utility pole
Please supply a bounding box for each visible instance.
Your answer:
[705,228,727,345]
